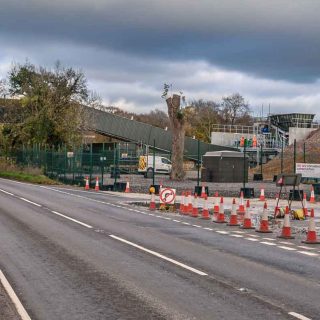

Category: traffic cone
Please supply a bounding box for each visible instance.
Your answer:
[213,192,220,216]
[259,187,265,201]
[277,206,294,239]
[238,191,245,214]
[179,192,185,213]
[125,181,130,193]
[227,198,240,226]
[302,208,320,244]
[246,199,250,210]
[241,202,255,229]
[149,192,156,211]
[188,192,193,214]
[303,193,309,217]
[200,185,207,198]
[201,195,210,220]
[213,197,226,223]
[95,177,100,191]
[182,192,190,215]
[85,176,90,190]
[256,202,272,233]
[191,194,199,217]
[310,185,315,203]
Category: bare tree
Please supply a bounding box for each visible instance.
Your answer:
[163,84,185,180]
[220,93,251,125]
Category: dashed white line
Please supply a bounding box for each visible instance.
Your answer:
[297,251,318,257]
[245,238,259,242]
[0,188,14,196]
[288,311,311,320]
[192,224,202,228]
[216,231,229,234]
[278,246,297,251]
[182,222,190,225]
[109,234,207,276]
[232,231,245,234]
[51,211,93,229]
[297,246,316,250]
[246,234,260,238]
[260,241,277,246]
[279,241,294,245]
[163,217,172,220]
[19,197,42,207]
[262,237,276,241]
[203,227,213,231]
[173,219,181,223]
[0,270,32,320]
[230,234,244,238]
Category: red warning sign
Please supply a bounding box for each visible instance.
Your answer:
[159,188,176,204]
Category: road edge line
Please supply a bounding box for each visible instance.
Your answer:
[0,269,32,320]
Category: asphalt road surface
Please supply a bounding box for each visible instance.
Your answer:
[0,178,319,320]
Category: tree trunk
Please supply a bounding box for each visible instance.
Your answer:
[166,94,185,180]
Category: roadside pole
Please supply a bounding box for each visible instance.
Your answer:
[303,142,306,163]
[197,139,200,188]
[243,140,246,190]
[281,138,284,173]
[294,139,296,174]
[260,143,263,178]
[152,139,155,187]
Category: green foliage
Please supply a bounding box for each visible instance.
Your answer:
[2,61,96,150]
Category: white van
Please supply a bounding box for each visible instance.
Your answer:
[138,155,172,178]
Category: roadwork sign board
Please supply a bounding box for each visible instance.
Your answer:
[296,163,320,178]
[159,187,176,204]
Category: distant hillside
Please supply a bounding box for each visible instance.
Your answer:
[250,128,320,180]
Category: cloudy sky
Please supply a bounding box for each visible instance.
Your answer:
[1,0,320,117]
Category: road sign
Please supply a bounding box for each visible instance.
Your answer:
[296,163,320,178]
[159,187,176,204]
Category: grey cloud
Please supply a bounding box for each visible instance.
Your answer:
[1,0,320,81]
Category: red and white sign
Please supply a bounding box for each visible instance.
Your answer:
[159,187,176,204]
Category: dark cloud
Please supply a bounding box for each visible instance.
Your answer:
[1,0,320,82]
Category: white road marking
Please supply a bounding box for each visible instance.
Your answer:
[192,224,202,228]
[278,246,297,251]
[182,222,190,225]
[260,241,277,246]
[19,197,42,207]
[262,237,276,241]
[297,246,316,250]
[0,270,32,320]
[0,188,14,196]
[232,231,245,234]
[163,217,172,220]
[279,241,294,245]
[245,238,259,242]
[230,234,243,238]
[288,311,311,320]
[216,231,229,234]
[246,234,260,238]
[51,211,93,229]
[203,227,213,231]
[297,251,318,257]
[173,219,181,223]
[109,235,207,276]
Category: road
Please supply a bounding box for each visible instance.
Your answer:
[0,178,319,320]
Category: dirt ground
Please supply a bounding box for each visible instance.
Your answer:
[0,283,20,320]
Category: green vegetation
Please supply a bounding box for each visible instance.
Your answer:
[0,170,57,184]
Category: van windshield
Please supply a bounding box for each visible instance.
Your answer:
[161,158,171,164]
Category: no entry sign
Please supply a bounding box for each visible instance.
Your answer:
[159,188,176,204]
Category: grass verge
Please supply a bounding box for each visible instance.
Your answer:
[0,170,57,184]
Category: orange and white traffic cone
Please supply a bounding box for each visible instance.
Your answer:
[237,191,245,214]
[149,192,156,211]
[188,192,193,214]
[125,181,130,193]
[256,202,272,233]
[241,202,254,229]
[310,185,315,203]
[179,192,185,213]
[201,195,210,220]
[192,194,199,217]
[95,177,100,191]
[85,176,90,190]
[227,198,240,226]
[302,208,320,244]
[213,197,226,223]
[182,192,190,215]
[277,206,294,239]
[303,193,309,217]
[200,185,207,198]
[259,187,265,201]
[213,192,220,217]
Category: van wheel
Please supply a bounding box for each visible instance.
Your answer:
[146,167,154,178]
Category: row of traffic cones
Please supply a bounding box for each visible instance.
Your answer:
[84,176,131,192]
[149,191,320,244]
